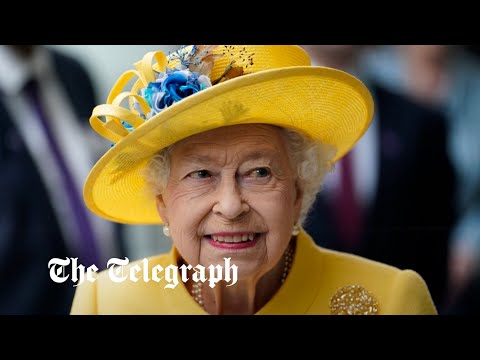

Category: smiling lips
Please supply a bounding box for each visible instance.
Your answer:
[210,233,255,243]
[206,232,260,249]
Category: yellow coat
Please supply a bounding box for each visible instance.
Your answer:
[70,231,437,315]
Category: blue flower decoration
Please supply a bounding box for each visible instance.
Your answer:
[138,69,212,119]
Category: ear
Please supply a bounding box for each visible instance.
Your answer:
[155,194,169,224]
[293,180,303,222]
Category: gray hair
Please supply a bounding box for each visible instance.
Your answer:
[144,127,336,225]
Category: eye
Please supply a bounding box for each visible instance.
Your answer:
[188,170,212,179]
[251,167,271,178]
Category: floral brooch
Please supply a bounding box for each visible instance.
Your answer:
[329,285,379,315]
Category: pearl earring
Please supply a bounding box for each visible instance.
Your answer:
[292,224,300,236]
[163,224,171,237]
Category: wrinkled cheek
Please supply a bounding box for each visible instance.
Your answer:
[171,228,202,264]
[265,192,297,247]
[270,191,296,219]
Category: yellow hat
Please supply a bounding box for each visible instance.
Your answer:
[85,45,374,224]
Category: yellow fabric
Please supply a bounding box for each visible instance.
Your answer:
[84,45,374,224]
[70,230,437,315]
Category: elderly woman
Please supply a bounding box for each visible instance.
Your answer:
[71,45,436,315]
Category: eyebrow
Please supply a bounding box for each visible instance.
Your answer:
[241,150,280,162]
[182,149,281,165]
[183,154,217,164]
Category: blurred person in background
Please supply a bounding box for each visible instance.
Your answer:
[301,45,456,309]
[362,45,480,310]
[0,45,119,314]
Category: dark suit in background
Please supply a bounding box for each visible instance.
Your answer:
[0,46,104,314]
[305,84,456,309]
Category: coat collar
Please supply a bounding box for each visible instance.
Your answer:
[129,230,324,315]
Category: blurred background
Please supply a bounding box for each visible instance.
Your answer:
[0,45,478,315]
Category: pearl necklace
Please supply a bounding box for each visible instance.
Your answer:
[190,241,295,309]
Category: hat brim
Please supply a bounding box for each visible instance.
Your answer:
[84,66,374,224]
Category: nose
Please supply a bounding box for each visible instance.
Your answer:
[212,178,250,220]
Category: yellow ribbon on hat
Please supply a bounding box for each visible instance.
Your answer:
[89,51,168,144]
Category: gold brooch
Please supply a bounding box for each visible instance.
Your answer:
[329,285,379,315]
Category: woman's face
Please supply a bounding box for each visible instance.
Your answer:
[156,124,302,280]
